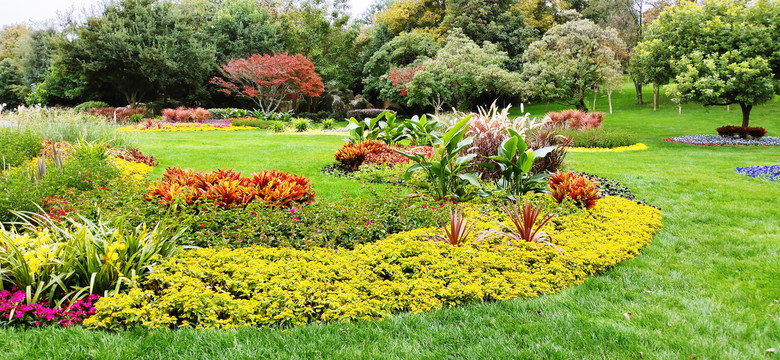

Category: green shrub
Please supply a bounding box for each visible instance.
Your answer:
[73,101,110,112]
[292,118,310,132]
[270,121,286,133]
[110,190,449,249]
[322,118,336,130]
[129,113,143,123]
[0,171,44,223]
[43,142,120,191]
[0,127,41,167]
[230,119,272,128]
[207,108,229,120]
[562,128,638,148]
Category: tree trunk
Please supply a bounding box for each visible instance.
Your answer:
[592,87,598,111]
[576,98,588,112]
[633,77,643,105]
[740,102,752,127]
[607,89,613,114]
[653,83,659,111]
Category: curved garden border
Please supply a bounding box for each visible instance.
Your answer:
[568,143,648,152]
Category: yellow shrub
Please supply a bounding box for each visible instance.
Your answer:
[85,196,662,330]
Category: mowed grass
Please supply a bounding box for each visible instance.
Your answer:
[1,83,778,359]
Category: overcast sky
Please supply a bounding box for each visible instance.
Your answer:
[0,0,374,28]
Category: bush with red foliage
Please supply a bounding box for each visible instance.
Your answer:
[548,172,602,209]
[88,107,145,122]
[333,140,385,171]
[543,110,603,131]
[210,53,324,114]
[147,168,315,209]
[161,107,212,122]
[716,125,767,139]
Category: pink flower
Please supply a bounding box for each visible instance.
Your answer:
[314,228,319,233]
[200,224,205,228]
[365,220,371,226]
[101,186,107,190]
[289,208,296,214]
[293,216,299,220]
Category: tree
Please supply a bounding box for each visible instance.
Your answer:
[400,29,523,111]
[373,0,447,36]
[441,0,538,71]
[0,58,26,107]
[277,0,360,90]
[632,0,779,110]
[362,31,441,102]
[520,13,625,111]
[666,51,774,127]
[208,0,283,63]
[210,53,325,114]
[55,0,215,106]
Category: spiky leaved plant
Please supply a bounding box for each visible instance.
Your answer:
[429,208,475,246]
[477,201,562,254]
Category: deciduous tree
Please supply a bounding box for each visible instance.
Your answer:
[210,53,325,114]
[520,13,625,111]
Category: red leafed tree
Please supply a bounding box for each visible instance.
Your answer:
[210,53,325,114]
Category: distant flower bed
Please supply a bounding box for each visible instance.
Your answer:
[736,165,780,183]
[118,120,255,132]
[568,143,648,152]
[664,135,780,146]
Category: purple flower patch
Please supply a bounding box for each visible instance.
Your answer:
[736,165,780,183]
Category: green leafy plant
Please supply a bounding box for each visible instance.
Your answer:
[322,118,336,130]
[292,118,310,132]
[479,129,556,198]
[344,112,386,144]
[270,121,286,133]
[404,114,441,146]
[398,115,480,200]
[226,108,247,118]
[477,201,562,254]
[129,113,143,123]
[561,128,637,148]
[0,212,185,305]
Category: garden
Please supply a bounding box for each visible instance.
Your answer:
[0,0,779,358]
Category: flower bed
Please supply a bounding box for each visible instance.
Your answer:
[118,120,256,132]
[84,196,662,330]
[736,165,780,183]
[664,135,780,146]
[568,143,647,152]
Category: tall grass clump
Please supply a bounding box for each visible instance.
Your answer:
[1,108,135,148]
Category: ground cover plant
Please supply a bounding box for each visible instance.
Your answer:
[664,135,780,146]
[84,196,661,330]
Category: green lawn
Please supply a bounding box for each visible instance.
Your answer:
[1,84,778,359]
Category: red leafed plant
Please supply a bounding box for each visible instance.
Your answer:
[147,167,315,209]
[388,63,425,97]
[548,172,602,209]
[477,201,562,254]
[543,110,603,131]
[110,147,159,166]
[429,208,475,246]
[334,139,386,171]
[210,53,324,114]
[161,107,212,122]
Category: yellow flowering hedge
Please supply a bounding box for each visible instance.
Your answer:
[568,143,648,152]
[117,124,256,133]
[109,157,153,180]
[84,196,662,330]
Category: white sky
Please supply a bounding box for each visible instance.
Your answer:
[0,0,375,28]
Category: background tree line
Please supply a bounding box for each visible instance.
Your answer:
[0,0,777,117]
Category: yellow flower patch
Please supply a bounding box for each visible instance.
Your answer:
[117,124,256,132]
[85,196,662,330]
[568,143,648,152]
[109,157,153,180]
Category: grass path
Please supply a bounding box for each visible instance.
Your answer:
[1,84,778,359]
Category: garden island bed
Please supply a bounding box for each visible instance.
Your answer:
[664,135,780,146]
